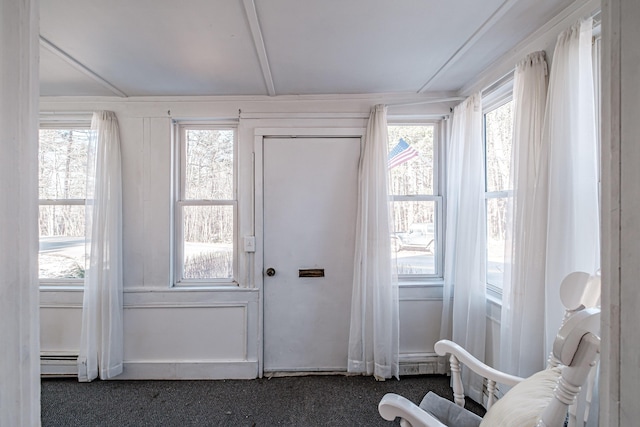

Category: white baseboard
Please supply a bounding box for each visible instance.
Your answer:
[114,360,259,380]
[42,356,443,380]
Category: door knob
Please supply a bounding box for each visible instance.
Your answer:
[266,268,276,276]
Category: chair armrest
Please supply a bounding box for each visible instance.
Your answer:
[379,393,447,427]
[435,339,524,387]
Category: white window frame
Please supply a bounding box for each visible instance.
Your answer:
[38,117,92,286]
[173,122,239,286]
[387,119,444,282]
[482,82,514,298]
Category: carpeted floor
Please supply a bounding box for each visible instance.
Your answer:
[41,374,485,426]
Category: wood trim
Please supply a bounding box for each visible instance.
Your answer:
[600,0,621,424]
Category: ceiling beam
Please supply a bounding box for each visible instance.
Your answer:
[242,0,276,96]
[39,36,127,97]
[418,0,521,94]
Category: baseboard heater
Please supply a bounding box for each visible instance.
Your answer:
[41,352,79,377]
[399,353,448,376]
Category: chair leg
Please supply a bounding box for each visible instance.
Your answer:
[450,354,466,407]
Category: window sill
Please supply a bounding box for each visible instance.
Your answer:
[486,291,502,307]
[39,284,84,292]
[143,284,254,293]
[398,278,444,287]
[174,279,239,288]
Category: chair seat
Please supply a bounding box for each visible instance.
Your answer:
[419,392,482,427]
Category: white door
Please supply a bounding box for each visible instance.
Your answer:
[263,136,360,372]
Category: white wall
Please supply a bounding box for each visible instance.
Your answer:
[1,0,41,423]
[39,95,454,379]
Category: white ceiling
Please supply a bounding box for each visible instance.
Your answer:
[39,0,579,98]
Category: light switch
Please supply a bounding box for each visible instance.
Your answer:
[244,235,256,252]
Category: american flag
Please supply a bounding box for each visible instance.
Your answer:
[387,138,419,169]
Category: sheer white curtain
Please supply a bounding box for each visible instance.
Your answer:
[348,104,399,380]
[542,18,599,357]
[440,93,487,402]
[500,51,549,378]
[77,111,124,382]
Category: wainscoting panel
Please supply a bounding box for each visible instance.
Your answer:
[123,304,248,361]
[40,288,260,379]
[398,284,446,375]
[40,305,82,354]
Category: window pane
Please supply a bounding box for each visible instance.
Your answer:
[387,126,434,196]
[39,205,86,279]
[391,200,436,275]
[182,205,234,280]
[38,129,90,199]
[486,197,508,289]
[485,101,513,192]
[185,129,234,200]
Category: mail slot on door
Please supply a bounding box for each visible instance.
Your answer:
[299,268,325,278]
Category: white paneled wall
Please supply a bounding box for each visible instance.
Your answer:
[39,96,460,379]
[119,289,259,379]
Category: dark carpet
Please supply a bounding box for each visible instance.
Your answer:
[41,374,485,426]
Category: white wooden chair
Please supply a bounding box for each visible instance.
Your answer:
[378,272,601,427]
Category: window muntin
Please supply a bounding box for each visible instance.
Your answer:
[484,100,514,292]
[387,124,441,279]
[175,126,237,285]
[38,128,90,282]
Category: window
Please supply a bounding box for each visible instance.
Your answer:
[484,99,514,293]
[175,125,237,285]
[38,127,91,283]
[387,124,442,279]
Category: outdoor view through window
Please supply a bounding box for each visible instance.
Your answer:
[38,128,90,281]
[177,128,236,283]
[485,100,514,291]
[387,125,438,277]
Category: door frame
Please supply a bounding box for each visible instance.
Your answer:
[254,127,365,377]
